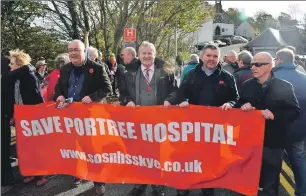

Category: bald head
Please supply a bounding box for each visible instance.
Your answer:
[251,52,273,82]
[253,52,273,66]
[68,39,86,66]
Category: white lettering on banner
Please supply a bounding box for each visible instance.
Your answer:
[74,118,85,136]
[20,120,32,136]
[154,123,167,142]
[64,117,73,133]
[168,122,180,142]
[141,124,153,142]
[212,124,226,144]
[126,122,137,139]
[40,117,54,134]
[117,122,127,138]
[96,118,106,135]
[106,119,119,136]
[226,125,237,146]
[32,120,44,136]
[59,149,203,173]
[181,122,193,141]
[53,116,63,133]
[84,118,96,136]
[19,118,237,145]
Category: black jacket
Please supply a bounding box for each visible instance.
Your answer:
[2,65,43,119]
[177,62,239,107]
[239,76,300,149]
[115,64,126,90]
[97,60,114,83]
[54,59,112,102]
[119,58,178,106]
[233,66,253,94]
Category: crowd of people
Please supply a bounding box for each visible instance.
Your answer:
[1,40,306,196]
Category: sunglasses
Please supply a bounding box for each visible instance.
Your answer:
[251,62,270,67]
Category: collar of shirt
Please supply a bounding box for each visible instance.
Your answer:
[141,64,155,73]
[201,65,216,76]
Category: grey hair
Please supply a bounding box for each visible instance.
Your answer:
[227,50,238,57]
[276,48,294,63]
[190,54,199,63]
[284,45,296,54]
[55,53,70,69]
[238,50,253,65]
[139,41,156,54]
[124,47,137,57]
[88,46,99,58]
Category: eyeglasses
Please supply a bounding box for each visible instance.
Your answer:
[251,62,270,67]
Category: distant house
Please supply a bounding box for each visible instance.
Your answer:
[235,21,255,38]
[245,27,303,56]
[213,23,234,37]
[183,18,214,48]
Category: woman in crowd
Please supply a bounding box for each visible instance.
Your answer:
[42,53,70,101]
[8,49,47,186]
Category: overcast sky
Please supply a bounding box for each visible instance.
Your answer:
[211,1,306,21]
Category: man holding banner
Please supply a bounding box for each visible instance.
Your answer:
[176,44,239,196]
[120,41,178,196]
[54,39,112,195]
[239,52,300,196]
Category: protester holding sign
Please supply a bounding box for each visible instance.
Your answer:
[7,49,46,186]
[54,39,112,195]
[239,52,300,196]
[176,44,239,196]
[119,41,178,196]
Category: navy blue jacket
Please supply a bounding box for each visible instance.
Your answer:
[273,62,306,141]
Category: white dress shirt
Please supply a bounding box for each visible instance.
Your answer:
[141,64,155,82]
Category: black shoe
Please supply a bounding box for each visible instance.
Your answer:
[129,188,145,196]
[176,189,189,196]
[201,190,214,196]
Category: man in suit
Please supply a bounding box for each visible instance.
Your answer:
[54,40,112,195]
[239,52,300,196]
[120,41,178,196]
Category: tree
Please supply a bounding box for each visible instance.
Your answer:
[288,4,301,20]
[1,0,66,60]
[226,8,241,26]
[277,12,297,28]
[254,11,278,31]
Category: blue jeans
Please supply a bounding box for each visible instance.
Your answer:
[286,139,306,196]
[94,182,105,187]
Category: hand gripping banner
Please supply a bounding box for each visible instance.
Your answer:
[14,102,265,195]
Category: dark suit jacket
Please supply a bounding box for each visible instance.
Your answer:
[54,59,112,102]
[239,75,300,148]
[119,58,178,106]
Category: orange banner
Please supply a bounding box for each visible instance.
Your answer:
[14,102,265,195]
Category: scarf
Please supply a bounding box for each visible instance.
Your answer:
[14,80,23,105]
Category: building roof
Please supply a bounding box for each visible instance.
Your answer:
[245,27,302,49]
[236,21,255,32]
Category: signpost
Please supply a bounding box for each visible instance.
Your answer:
[124,28,137,49]
[124,28,136,42]
[124,42,136,49]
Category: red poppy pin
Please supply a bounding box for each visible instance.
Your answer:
[219,80,224,85]
[89,68,94,73]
